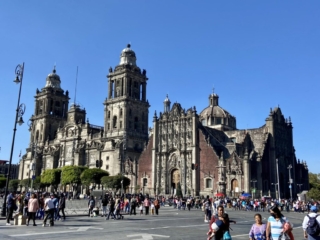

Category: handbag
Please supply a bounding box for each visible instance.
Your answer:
[278,232,291,240]
[223,231,232,240]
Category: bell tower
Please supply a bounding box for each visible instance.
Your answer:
[29,67,70,146]
[104,44,150,159]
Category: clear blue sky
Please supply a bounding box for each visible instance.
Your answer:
[0,1,319,173]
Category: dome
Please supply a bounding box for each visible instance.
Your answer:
[200,105,231,118]
[47,68,60,80]
[45,67,61,89]
[164,94,171,103]
[199,93,237,130]
[119,44,137,66]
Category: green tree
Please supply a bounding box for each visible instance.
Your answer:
[176,182,183,198]
[8,179,20,191]
[0,177,6,189]
[80,168,109,186]
[41,169,61,188]
[33,176,46,191]
[20,179,30,188]
[309,173,320,189]
[100,175,130,192]
[307,188,320,200]
[61,166,87,186]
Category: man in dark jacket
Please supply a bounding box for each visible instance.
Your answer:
[130,195,137,215]
[6,192,16,225]
[58,193,66,221]
[106,198,116,220]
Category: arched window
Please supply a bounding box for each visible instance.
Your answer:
[113,116,117,128]
[108,111,111,119]
[120,108,123,117]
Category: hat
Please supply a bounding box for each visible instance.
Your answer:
[311,206,318,212]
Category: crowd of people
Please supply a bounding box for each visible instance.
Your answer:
[4,191,66,226]
[3,191,320,239]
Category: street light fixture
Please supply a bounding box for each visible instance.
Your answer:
[287,164,293,201]
[1,63,26,217]
[271,182,278,200]
[251,179,257,199]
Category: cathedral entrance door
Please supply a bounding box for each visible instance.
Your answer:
[171,169,180,195]
[231,179,239,197]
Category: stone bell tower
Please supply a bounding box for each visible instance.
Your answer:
[103,44,150,172]
[29,67,70,146]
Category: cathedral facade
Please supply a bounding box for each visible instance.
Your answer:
[19,45,309,199]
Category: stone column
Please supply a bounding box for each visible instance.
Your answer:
[243,149,250,193]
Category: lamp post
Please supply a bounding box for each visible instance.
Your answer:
[251,179,257,199]
[297,184,303,194]
[1,63,25,217]
[30,141,39,192]
[271,183,278,200]
[276,158,281,202]
[287,164,293,201]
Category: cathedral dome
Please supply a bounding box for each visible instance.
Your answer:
[199,92,236,130]
[45,67,62,89]
[119,44,137,66]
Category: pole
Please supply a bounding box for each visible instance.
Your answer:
[1,63,25,217]
[288,164,292,201]
[276,158,281,202]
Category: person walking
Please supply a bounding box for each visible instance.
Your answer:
[154,197,160,215]
[208,205,236,240]
[266,204,293,240]
[6,191,16,226]
[58,193,66,221]
[88,196,95,217]
[144,196,150,215]
[106,198,116,220]
[302,205,320,240]
[42,193,55,227]
[27,193,39,226]
[101,195,108,217]
[249,213,266,240]
[130,195,137,215]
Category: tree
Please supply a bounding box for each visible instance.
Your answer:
[307,187,320,201]
[20,179,30,188]
[176,182,182,198]
[8,179,20,191]
[33,176,46,191]
[61,166,87,186]
[100,174,130,192]
[41,169,61,188]
[80,168,109,186]
[0,177,6,189]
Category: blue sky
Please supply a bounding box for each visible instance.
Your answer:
[0,1,319,173]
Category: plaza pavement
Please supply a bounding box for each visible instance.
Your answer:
[0,202,308,240]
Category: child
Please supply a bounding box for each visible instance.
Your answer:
[139,203,143,215]
[207,219,224,240]
[283,222,294,240]
[151,201,155,215]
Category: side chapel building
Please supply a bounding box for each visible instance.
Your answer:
[19,45,309,199]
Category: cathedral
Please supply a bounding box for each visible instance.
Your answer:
[19,44,309,199]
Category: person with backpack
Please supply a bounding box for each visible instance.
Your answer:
[88,196,95,217]
[302,205,320,240]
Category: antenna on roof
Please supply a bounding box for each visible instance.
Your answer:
[212,84,215,94]
[74,66,78,106]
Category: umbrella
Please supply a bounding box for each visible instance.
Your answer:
[215,193,224,197]
[241,193,252,198]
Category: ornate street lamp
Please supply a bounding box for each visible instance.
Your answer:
[1,63,26,217]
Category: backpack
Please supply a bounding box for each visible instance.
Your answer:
[306,214,320,236]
